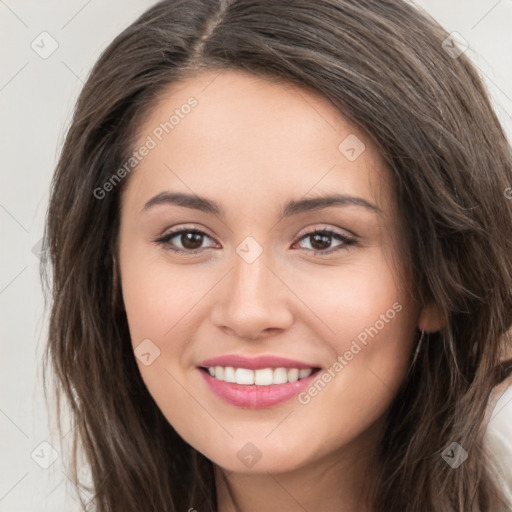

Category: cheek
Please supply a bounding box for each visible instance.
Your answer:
[119,250,211,438]
[120,245,214,351]
[289,250,414,352]
[290,255,417,440]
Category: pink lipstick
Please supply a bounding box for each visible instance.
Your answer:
[198,354,321,409]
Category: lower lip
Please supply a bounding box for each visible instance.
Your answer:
[198,368,320,409]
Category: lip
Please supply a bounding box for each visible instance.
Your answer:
[198,368,321,409]
[198,354,320,370]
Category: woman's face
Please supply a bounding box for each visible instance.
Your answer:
[118,70,427,473]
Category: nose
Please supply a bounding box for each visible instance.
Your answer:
[210,251,294,340]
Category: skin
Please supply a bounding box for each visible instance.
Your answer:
[117,70,442,512]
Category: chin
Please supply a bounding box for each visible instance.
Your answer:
[204,441,310,474]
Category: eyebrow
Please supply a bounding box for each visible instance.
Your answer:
[142,191,382,216]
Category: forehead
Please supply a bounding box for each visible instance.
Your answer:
[124,69,392,214]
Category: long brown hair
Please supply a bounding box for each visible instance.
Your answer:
[42,0,512,510]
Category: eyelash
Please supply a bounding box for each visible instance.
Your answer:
[153,226,357,256]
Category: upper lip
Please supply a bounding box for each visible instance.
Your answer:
[198,355,321,370]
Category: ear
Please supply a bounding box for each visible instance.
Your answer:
[417,302,447,332]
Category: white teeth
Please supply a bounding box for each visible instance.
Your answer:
[273,367,288,384]
[299,368,312,379]
[206,366,315,385]
[215,366,224,380]
[287,368,299,382]
[235,368,254,385]
[254,368,273,386]
[224,366,236,383]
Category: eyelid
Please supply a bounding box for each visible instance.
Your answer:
[154,224,357,255]
[292,225,356,254]
[153,224,219,254]
[157,222,214,237]
[295,224,356,240]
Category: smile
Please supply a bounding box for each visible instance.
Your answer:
[198,366,322,409]
[203,366,314,385]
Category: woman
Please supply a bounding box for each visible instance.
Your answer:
[42,0,512,510]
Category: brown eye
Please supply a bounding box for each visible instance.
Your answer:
[179,231,204,250]
[296,229,356,254]
[309,233,333,251]
[155,229,217,253]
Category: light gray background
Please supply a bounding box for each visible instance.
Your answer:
[1,1,511,511]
